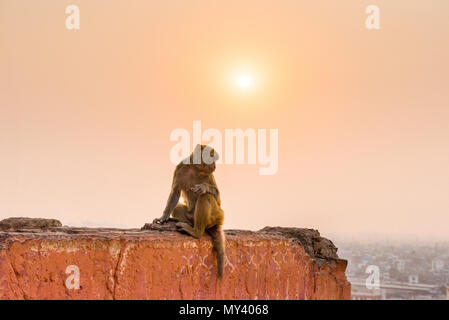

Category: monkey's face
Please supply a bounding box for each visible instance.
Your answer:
[198,161,216,174]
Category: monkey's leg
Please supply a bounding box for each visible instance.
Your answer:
[207,225,226,279]
[176,195,210,238]
[171,204,193,224]
[176,222,199,238]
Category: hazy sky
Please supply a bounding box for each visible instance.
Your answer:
[1,1,449,241]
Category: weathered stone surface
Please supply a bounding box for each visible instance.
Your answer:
[259,227,339,260]
[0,220,350,300]
[0,217,62,231]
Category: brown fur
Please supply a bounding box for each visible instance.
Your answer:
[153,145,226,279]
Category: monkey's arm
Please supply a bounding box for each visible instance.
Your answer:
[153,184,181,224]
[191,183,219,196]
[191,182,221,205]
[204,183,220,198]
[207,175,221,203]
[205,183,221,206]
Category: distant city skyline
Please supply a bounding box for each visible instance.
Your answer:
[338,239,449,299]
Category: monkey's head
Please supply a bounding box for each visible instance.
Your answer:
[191,144,219,174]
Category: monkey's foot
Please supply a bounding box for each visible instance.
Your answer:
[176,222,201,238]
[175,222,190,235]
[141,220,178,231]
[175,222,189,229]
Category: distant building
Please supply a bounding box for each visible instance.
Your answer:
[357,262,366,270]
[361,257,371,266]
[432,259,445,273]
[352,292,383,300]
[397,260,405,272]
[413,295,433,300]
[409,274,419,285]
[352,289,384,300]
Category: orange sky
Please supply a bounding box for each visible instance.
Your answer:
[1,1,449,241]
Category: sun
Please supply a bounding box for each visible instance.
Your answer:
[225,65,260,94]
[236,74,253,89]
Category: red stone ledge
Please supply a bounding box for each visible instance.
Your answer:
[0,219,350,300]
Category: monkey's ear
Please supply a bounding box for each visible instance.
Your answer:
[209,148,219,161]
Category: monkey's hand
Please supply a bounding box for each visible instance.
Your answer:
[152,216,170,224]
[191,184,207,195]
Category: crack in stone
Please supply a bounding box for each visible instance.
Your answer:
[5,249,26,300]
[111,240,125,300]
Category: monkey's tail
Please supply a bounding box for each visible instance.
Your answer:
[209,226,226,279]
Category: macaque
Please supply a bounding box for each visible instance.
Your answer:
[153,144,226,278]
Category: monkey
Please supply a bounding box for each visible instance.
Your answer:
[153,144,226,278]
